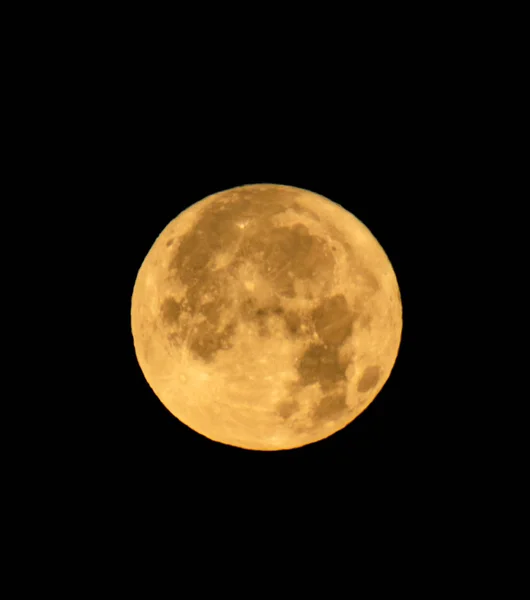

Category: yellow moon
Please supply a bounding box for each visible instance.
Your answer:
[131,184,402,450]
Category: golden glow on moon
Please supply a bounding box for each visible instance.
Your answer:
[131,184,402,450]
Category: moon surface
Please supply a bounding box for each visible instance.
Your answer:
[131,184,402,450]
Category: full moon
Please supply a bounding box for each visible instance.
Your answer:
[131,184,402,450]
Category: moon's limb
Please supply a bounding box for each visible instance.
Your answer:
[131,184,402,450]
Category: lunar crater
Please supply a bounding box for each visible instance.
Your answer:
[357,365,381,392]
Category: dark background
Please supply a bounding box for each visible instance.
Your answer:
[8,10,496,588]
[9,5,512,588]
